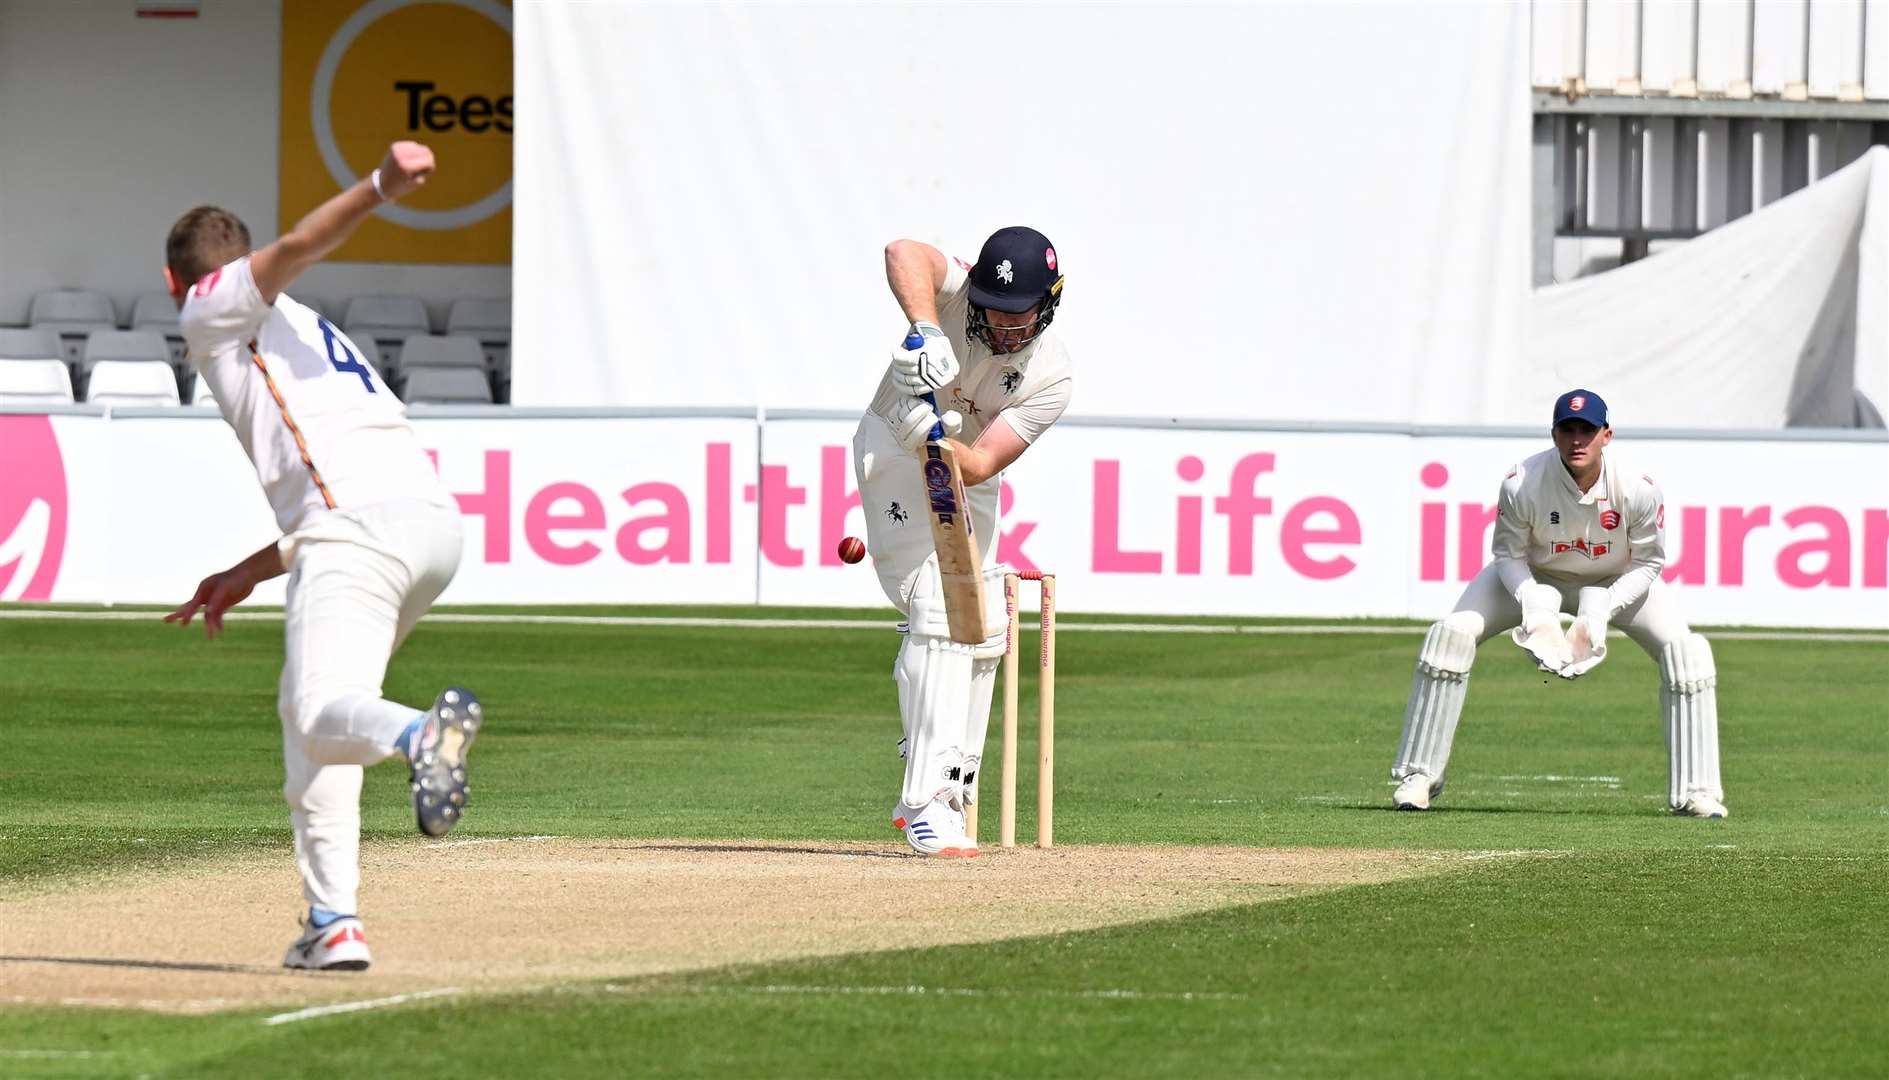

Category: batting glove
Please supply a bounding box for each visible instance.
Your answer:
[892,396,962,454]
[891,322,960,396]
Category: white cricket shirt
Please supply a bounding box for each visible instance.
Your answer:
[179,256,452,535]
[1491,445,1666,615]
[869,256,1074,446]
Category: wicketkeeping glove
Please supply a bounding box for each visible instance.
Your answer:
[891,322,960,396]
[1559,586,1611,679]
[1509,581,1573,674]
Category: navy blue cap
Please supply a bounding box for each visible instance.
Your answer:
[1553,388,1608,427]
[967,227,1061,314]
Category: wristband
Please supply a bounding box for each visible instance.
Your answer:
[370,168,389,201]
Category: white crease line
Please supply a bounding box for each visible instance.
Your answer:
[1497,774,1623,783]
[424,834,565,850]
[1460,849,1572,861]
[634,983,1247,1003]
[261,987,461,1026]
[1,607,1882,642]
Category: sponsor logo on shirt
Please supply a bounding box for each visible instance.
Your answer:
[1552,537,1610,560]
[1549,511,1559,524]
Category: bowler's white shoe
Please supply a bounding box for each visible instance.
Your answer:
[283,916,371,972]
[893,792,978,858]
[1674,795,1729,819]
[1393,774,1436,811]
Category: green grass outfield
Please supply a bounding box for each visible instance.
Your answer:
[1,607,1883,1078]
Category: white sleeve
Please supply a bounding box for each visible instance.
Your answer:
[177,256,268,362]
[938,255,971,308]
[1490,466,1536,599]
[995,375,1071,445]
[1607,475,1667,616]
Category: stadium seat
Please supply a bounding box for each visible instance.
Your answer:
[130,291,186,364]
[399,333,486,372]
[404,366,493,404]
[80,330,175,399]
[85,359,181,406]
[446,298,511,401]
[28,288,116,366]
[342,295,430,372]
[0,328,63,362]
[0,358,76,404]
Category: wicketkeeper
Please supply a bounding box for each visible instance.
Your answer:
[852,227,1074,856]
[1390,389,1728,818]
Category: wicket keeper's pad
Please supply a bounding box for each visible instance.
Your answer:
[1391,620,1477,789]
[1660,634,1724,808]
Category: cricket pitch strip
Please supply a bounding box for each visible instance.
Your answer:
[1,840,1439,1014]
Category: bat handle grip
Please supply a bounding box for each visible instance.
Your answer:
[905,331,946,442]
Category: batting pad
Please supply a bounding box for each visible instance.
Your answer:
[961,654,1001,804]
[1660,634,1723,807]
[1392,621,1477,787]
[907,560,1009,653]
[894,632,976,809]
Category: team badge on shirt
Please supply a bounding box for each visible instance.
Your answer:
[1001,369,1022,394]
[1600,509,1621,530]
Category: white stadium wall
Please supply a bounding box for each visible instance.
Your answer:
[512,1,1535,423]
[4,411,1883,629]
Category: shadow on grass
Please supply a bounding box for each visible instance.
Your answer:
[1335,804,1588,815]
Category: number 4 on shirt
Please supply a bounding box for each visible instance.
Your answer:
[317,316,376,393]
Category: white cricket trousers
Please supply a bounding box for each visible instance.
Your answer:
[1445,563,1691,652]
[278,499,463,916]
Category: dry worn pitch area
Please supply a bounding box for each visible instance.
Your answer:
[2,840,1437,1014]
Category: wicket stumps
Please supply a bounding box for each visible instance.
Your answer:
[972,570,1055,849]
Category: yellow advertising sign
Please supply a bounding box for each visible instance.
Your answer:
[280,0,512,264]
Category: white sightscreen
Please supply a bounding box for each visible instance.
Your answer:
[513,1,1532,423]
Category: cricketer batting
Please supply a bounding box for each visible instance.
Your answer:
[851,227,1074,856]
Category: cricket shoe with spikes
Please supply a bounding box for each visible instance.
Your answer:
[1393,773,1437,811]
[409,686,483,838]
[892,791,978,858]
[283,916,371,971]
[1674,795,1729,819]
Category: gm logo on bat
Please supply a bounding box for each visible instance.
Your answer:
[923,454,966,529]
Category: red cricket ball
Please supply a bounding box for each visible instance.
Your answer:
[837,536,866,564]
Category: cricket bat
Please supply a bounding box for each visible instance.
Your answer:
[908,331,988,644]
